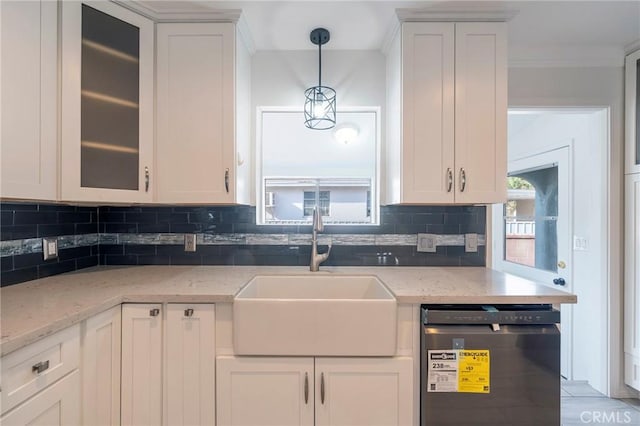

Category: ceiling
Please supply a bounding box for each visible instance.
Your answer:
[135,1,640,55]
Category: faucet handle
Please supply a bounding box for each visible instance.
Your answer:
[313,205,324,232]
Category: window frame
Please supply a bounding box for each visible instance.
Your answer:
[255,106,381,226]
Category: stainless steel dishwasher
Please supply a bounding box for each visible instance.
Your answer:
[421,304,560,425]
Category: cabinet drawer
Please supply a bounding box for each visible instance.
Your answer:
[1,324,80,414]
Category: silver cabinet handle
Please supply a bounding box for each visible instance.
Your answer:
[32,360,50,374]
[149,308,160,317]
[459,168,466,192]
[320,372,325,404]
[224,168,230,193]
[184,308,194,317]
[447,168,453,193]
[304,373,309,404]
[145,166,150,192]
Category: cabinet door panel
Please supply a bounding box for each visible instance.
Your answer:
[60,1,153,203]
[0,370,80,426]
[166,304,216,426]
[121,304,162,426]
[401,23,455,203]
[315,357,413,426]
[625,173,640,390]
[82,306,121,425]
[216,356,314,426]
[156,23,235,203]
[0,0,57,200]
[454,22,507,204]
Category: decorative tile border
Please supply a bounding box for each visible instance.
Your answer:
[0,234,100,257]
[1,232,486,257]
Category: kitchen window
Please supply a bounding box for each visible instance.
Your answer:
[303,190,330,216]
[257,108,380,225]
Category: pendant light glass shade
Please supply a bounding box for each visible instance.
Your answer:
[304,28,336,130]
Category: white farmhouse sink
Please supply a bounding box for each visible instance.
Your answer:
[233,275,397,356]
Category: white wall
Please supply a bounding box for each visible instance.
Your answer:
[252,50,386,108]
[508,66,627,397]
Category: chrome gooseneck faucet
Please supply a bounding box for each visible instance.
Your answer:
[310,206,332,271]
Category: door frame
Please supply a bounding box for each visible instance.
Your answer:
[489,105,620,396]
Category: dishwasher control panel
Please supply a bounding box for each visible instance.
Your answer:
[422,304,560,325]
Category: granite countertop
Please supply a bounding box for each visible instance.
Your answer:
[0,265,576,356]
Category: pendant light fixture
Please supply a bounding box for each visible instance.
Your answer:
[304,28,336,130]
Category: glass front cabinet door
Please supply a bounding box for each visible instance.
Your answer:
[61,1,153,202]
[626,48,640,175]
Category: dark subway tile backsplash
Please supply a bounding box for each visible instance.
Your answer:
[2,203,486,286]
[1,202,99,287]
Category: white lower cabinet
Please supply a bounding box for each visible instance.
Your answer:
[166,303,216,426]
[82,306,122,426]
[0,370,81,426]
[0,325,81,425]
[314,357,413,426]
[121,304,163,426]
[216,357,315,426]
[120,303,216,426]
[217,356,413,426]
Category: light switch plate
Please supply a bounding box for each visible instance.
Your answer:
[43,238,58,260]
[184,234,197,252]
[465,233,478,253]
[417,234,437,253]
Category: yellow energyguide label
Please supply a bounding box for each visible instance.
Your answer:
[458,350,490,393]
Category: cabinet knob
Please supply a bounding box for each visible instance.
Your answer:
[149,308,160,317]
[32,360,50,374]
[446,168,453,193]
[145,166,150,192]
[224,168,230,193]
[304,372,309,404]
[320,372,325,404]
[184,308,194,317]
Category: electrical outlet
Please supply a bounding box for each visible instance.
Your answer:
[465,233,478,253]
[417,234,437,253]
[43,238,58,260]
[184,234,197,252]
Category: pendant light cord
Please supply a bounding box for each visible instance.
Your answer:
[318,42,322,88]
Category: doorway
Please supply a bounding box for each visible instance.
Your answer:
[492,108,609,392]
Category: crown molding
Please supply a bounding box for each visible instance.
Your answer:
[236,13,256,55]
[380,17,401,55]
[626,39,640,55]
[113,1,242,23]
[395,8,518,22]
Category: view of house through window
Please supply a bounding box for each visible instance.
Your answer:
[504,166,558,272]
[258,108,379,225]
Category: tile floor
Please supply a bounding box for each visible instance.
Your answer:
[562,381,640,425]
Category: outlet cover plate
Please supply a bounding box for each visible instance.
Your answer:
[417,234,437,253]
[465,233,478,253]
[184,234,197,252]
[43,238,58,260]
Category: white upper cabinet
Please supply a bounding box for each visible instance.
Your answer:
[1,0,58,201]
[386,21,507,204]
[454,23,508,204]
[626,49,640,175]
[60,1,154,203]
[156,22,251,204]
